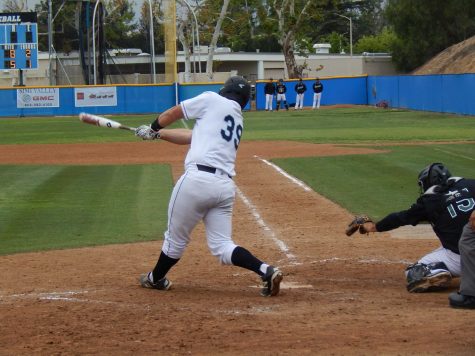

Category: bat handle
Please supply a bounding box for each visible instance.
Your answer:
[119,126,136,131]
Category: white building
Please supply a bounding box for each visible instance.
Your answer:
[0,49,397,87]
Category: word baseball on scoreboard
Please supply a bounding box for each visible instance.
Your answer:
[0,12,38,70]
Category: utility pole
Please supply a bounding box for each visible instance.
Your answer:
[335,13,352,57]
[147,0,156,83]
[48,0,53,84]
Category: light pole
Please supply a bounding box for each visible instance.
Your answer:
[181,0,201,73]
[335,13,352,57]
[47,0,53,85]
[147,0,156,83]
[92,0,102,85]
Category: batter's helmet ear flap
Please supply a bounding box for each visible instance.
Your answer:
[219,76,251,109]
[418,162,452,193]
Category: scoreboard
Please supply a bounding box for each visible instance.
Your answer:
[0,12,38,70]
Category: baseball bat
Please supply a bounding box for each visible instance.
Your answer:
[79,112,136,131]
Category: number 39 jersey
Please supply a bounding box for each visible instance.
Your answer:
[181,91,243,177]
[376,177,475,254]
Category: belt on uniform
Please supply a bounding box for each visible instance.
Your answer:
[196,164,232,179]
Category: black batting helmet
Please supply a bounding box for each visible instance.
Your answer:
[219,76,251,109]
[417,163,452,193]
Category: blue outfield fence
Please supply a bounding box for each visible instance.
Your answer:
[0,74,474,117]
[0,84,176,117]
[367,73,475,115]
[255,76,368,110]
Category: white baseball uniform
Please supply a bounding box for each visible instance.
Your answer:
[312,92,322,109]
[265,94,274,111]
[161,91,242,265]
[276,93,286,102]
[418,246,461,276]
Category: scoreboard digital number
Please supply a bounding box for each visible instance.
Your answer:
[0,12,38,70]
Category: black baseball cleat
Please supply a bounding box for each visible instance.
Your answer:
[139,272,172,291]
[407,270,452,292]
[260,266,283,297]
[406,263,452,293]
[449,292,475,309]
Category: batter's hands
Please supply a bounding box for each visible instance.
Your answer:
[135,125,161,140]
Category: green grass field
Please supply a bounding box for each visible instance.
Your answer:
[0,107,474,254]
[0,164,173,254]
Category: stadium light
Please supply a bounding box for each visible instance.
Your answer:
[48,0,53,84]
[92,0,102,85]
[147,0,156,83]
[181,0,201,73]
[335,13,352,57]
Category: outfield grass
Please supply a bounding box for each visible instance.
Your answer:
[0,107,474,254]
[243,108,475,142]
[1,107,474,144]
[273,144,475,220]
[0,164,172,255]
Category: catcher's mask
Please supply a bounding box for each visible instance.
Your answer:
[418,162,451,193]
[219,76,251,109]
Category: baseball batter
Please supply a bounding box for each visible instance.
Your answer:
[134,76,283,297]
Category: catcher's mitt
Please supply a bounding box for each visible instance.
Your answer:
[345,215,373,236]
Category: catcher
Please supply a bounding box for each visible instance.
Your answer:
[345,163,475,293]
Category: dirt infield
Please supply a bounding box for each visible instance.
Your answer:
[1,141,474,355]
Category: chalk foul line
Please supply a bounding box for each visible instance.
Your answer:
[254,155,313,192]
[235,186,298,264]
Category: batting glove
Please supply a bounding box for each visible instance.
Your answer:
[135,125,161,140]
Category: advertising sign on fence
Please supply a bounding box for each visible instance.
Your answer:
[16,87,59,108]
[74,87,117,107]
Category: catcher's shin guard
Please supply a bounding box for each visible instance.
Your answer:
[405,262,452,293]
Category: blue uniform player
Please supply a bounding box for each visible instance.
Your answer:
[275,79,289,111]
[294,78,307,110]
[312,78,323,109]
[354,163,475,293]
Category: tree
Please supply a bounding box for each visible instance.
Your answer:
[2,0,27,12]
[34,0,78,53]
[268,0,320,79]
[319,32,349,54]
[137,0,165,54]
[198,0,281,76]
[196,0,388,78]
[103,0,138,50]
[346,0,386,38]
[177,7,193,82]
[354,27,396,54]
[203,0,230,80]
[385,0,475,72]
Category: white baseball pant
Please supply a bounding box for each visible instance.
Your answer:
[418,246,461,276]
[295,94,304,109]
[161,167,238,265]
[265,94,274,111]
[312,93,322,109]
